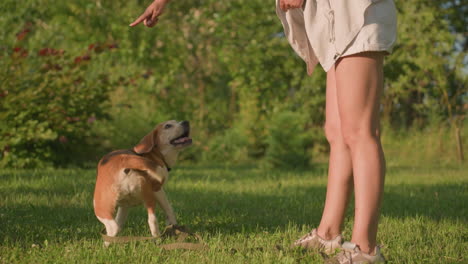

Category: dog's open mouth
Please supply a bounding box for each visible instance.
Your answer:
[170,130,192,146]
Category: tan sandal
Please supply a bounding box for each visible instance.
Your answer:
[293,228,343,254]
[325,241,386,264]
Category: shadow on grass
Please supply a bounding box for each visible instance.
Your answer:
[169,184,467,233]
[172,164,328,184]
[0,166,466,246]
[382,183,467,220]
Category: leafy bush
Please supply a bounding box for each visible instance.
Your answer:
[199,126,250,164]
[264,110,313,169]
[0,39,114,168]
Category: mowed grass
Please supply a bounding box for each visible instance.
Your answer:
[0,163,466,263]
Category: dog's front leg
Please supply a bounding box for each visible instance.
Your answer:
[147,208,160,237]
[141,178,160,237]
[154,188,177,225]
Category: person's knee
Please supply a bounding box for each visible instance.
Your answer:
[324,122,344,146]
[341,123,377,149]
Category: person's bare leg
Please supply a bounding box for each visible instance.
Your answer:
[335,52,386,254]
[316,66,354,240]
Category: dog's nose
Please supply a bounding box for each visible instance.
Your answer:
[181,120,190,129]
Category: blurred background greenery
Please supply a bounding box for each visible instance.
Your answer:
[0,0,466,168]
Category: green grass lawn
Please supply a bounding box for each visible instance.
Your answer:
[0,163,466,263]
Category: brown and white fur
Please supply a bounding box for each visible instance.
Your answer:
[93,120,192,245]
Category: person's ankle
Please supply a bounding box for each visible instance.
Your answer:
[351,241,376,255]
[317,226,340,240]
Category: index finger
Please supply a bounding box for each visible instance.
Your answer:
[130,12,147,27]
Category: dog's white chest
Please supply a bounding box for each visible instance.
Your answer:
[115,170,145,207]
[114,168,168,207]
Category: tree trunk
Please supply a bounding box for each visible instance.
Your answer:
[455,125,464,162]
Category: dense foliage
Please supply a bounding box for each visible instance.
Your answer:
[0,0,465,168]
[0,42,115,167]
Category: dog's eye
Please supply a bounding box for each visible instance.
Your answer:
[164,124,173,129]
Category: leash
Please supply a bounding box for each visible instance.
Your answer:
[100,225,303,258]
[100,224,208,251]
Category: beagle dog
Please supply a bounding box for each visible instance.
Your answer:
[93,120,192,242]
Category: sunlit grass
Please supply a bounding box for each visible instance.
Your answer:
[0,163,466,263]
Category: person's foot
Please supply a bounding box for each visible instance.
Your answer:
[324,241,386,264]
[292,228,343,254]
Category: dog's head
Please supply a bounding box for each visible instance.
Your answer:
[133,120,192,156]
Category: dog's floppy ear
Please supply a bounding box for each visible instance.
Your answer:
[133,129,157,154]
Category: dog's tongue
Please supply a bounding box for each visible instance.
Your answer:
[174,137,190,144]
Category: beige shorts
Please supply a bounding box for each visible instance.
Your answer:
[276,0,397,73]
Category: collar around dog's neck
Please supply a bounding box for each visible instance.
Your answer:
[155,149,172,172]
[131,148,171,172]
